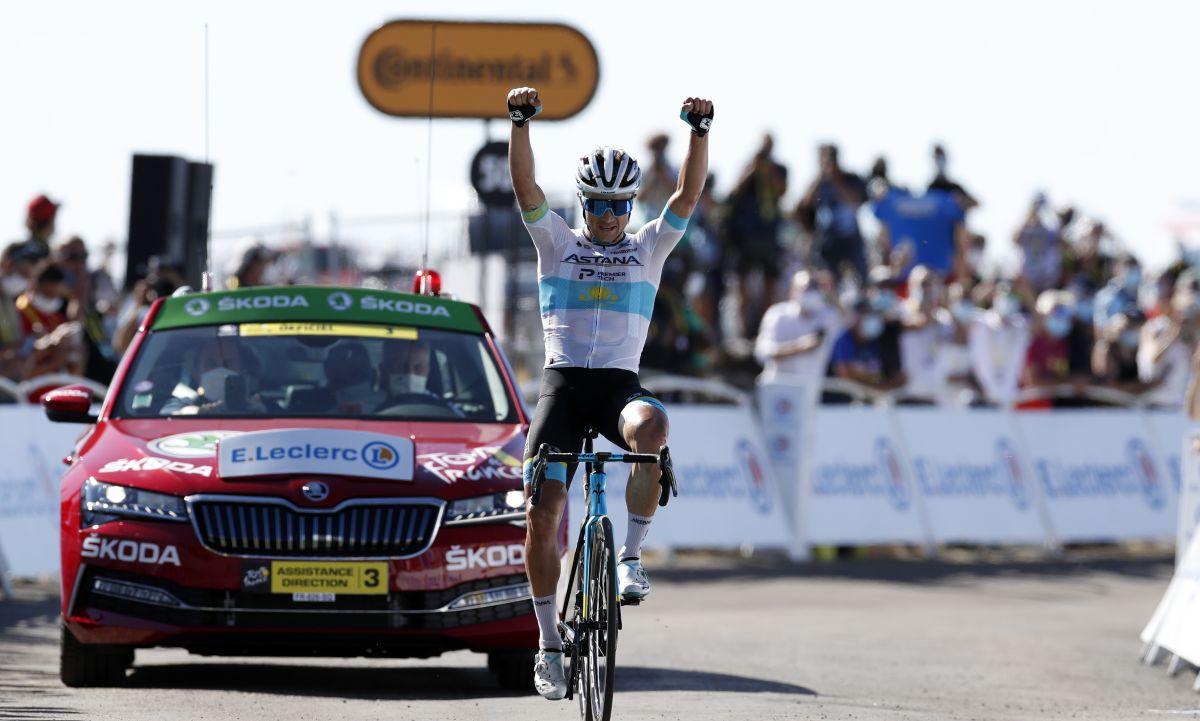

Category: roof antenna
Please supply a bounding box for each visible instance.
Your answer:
[201,23,213,293]
[415,22,438,294]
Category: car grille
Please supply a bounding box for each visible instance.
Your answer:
[188,496,443,558]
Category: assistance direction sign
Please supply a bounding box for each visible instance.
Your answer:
[357,20,599,120]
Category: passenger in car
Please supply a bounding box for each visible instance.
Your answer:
[162,337,266,415]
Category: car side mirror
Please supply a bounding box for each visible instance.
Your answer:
[43,385,99,424]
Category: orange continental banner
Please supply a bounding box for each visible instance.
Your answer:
[357,20,599,120]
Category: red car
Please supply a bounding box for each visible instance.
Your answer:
[48,284,556,689]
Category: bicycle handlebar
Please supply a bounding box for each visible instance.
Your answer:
[543,451,659,465]
[529,443,679,508]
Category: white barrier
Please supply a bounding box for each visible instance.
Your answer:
[803,406,930,546]
[0,407,87,578]
[1019,411,1177,543]
[759,379,1184,554]
[567,402,794,555]
[894,408,1050,545]
[1,386,1190,582]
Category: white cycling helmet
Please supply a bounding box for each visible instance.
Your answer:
[575,146,641,198]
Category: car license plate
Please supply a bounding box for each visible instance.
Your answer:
[292,592,336,602]
[240,561,389,595]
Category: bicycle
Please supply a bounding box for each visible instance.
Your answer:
[529,426,677,721]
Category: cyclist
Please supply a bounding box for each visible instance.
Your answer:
[506,86,713,700]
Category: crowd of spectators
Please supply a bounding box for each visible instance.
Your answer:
[0,194,288,393]
[641,140,1198,409]
[14,135,1199,412]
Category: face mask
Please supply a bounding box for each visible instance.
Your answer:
[966,250,984,269]
[1045,315,1072,338]
[860,314,884,340]
[1119,329,1140,350]
[995,296,1020,318]
[1074,298,1095,321]
[31,293,61,314]
[799,290,825,315]
[952,300,976,323]
[199,367,233,403]
[871,291,897,314]
[1,275,26,297]
[1123,269,1142,292]
[390,373,428,395]
[935,156,947,173]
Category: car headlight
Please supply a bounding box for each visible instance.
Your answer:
[444,490,525,526]
[82,478,189,526]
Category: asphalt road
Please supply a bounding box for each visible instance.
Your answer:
[1,554,1197,721]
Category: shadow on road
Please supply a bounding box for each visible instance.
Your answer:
[651,554,1174,587]
[0,588,59,637]
[125,662,814,699]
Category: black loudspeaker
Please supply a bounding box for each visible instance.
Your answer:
[124,154,214,291]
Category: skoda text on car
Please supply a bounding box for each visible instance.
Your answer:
[49,285,558,689]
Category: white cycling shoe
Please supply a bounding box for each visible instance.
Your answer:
[533,649,568,700]
[617,557,650,601]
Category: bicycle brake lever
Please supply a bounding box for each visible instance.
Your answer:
[529,444,550,507]
[658,446,679,507]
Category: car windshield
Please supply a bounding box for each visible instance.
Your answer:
[114,322,516,422]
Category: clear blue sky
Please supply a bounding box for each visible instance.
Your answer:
[4,0,1198,275]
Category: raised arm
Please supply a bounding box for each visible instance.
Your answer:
[506,87,547,214]
[666,97,713,219]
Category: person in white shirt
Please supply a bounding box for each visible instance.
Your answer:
[754,270,841,382]
[1140,282,1198,408]
[968,283,1031,407]
[899,266,955,404]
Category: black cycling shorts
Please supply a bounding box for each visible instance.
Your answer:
[523,367,665,488]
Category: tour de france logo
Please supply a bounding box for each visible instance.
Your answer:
[184,298,211,316]
[327,291,353,312]
[362,441,400,471]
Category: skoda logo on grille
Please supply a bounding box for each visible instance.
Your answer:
[301,481,330,502]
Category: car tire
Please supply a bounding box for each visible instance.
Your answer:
[60,624,133,687]
[488,649,537,693]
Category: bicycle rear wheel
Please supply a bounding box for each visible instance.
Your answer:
[581,517,618,721]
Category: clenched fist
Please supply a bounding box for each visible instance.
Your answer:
[507,87,542,127]
[680,97,714,136]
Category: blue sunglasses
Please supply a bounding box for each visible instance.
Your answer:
[582,197,634,217]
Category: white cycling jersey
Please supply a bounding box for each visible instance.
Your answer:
[521,202,689,372]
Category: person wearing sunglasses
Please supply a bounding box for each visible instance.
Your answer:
[506,85,712,700]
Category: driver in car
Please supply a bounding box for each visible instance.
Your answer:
[162,336,266,415]
[379,338,464,416]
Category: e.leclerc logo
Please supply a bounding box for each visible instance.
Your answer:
[362,441,400,471]
[811,436,910,511]
[1033,436,1168,509]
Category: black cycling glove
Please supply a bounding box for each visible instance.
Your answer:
[680,105,714,136]
[508,100,542,127]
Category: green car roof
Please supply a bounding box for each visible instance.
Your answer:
[152,286,486,334]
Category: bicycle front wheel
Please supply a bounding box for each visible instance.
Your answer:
[582,516,618,721]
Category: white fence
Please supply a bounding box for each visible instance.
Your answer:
[1,374,1191,584]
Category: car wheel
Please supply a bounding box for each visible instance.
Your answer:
[488,649,537,693]
[60,624,133,687]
